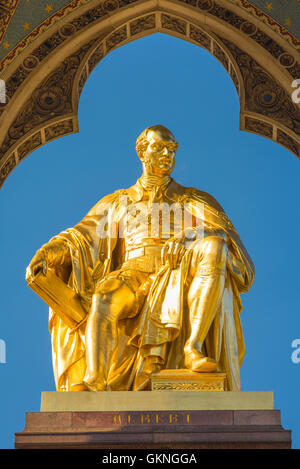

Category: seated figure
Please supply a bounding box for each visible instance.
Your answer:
[26,125,254,392]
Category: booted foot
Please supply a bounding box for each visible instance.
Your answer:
[184,349,217,373]
[70,382,89,391]
[82,377,106,391]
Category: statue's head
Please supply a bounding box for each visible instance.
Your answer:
[136,125,178,177]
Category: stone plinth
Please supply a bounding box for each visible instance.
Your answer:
[39,390,275,412]
[150,370,227,391]
[15,391,291,449]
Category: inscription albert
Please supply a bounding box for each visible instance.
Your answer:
[112,412,191,425]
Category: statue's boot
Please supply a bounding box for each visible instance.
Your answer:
[70,383,89,391]
[184,236,227,373]
[184,349,217,372]
[83,307,119,391]
[65,357,90,391]
[83,298,114,391]
[83,279,137,391]
[83,380,106,392]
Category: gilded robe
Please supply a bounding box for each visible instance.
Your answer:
[48,178,254,392]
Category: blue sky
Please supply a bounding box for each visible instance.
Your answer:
[0,33,299,448]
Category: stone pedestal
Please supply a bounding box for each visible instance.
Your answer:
[15,391,291,449]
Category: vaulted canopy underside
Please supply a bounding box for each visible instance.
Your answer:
[0,0,300,188]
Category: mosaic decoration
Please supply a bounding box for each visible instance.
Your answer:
[230,1,300,40]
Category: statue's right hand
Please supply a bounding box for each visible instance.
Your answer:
[26,248,48,282]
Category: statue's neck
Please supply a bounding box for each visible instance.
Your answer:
[139,174,171,190]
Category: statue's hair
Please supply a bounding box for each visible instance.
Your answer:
[136,125,178,159]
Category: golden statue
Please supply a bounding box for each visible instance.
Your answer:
[26,125,254,392]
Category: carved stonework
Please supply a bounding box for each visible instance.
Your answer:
[250,29,284,60]
[197,0,213,10]
[1,1,299,105]
[245,117,273,139]
[0,154,16,187]
[1,0,299,79]
[213,42,229,71]
[88,44,104,73]
[78,67,88,97]
[240,21,257,37]
[1,3,300,187]
[32,32,66,63]
[45,120,74,143]
[130,14,156,37]
[288,62,300,80]
[103,0,119,12]
[23,55,39,71]
[59,23,76,39]
[0,134,14,161]
[233,0,300,50]
[106,26,127,52]
[279,53,295,68]
[223,38,300,156]
[277,129,300,157]
[201,1,291,60]
[210,3,246,30]
[161,14,187,36]
[152,382,225,391]
[150,370,227,391]
[6,66,31,100]
[229,64,240,96]
[0,40,97,186]
[18,133,42,162]
[1,0,300,88]
[190,24,211,50]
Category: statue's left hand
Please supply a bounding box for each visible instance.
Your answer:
[161,237,186,270]
[26,239,71,282]
[26,248,48,282]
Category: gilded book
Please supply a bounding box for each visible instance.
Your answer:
[27,269,87,329]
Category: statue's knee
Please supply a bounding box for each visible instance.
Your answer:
[201,235,228,267]
[91,287,122,322]
[93,278,125,309]
[90,292,115,321]
[193,234,226,253]
[92,277,135,321]
[95,277,124,296]
[206,235,227,250]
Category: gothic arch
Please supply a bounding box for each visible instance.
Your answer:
[0,0,300,188]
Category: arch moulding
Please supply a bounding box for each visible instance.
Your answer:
[0,0,300,188]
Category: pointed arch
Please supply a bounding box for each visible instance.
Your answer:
[0,0,300,188]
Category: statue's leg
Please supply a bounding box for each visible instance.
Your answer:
[83,277,137,391]
[184,235,227,372]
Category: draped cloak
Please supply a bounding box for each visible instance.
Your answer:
[48,179,254,392]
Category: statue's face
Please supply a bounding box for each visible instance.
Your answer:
[142,128,177,176]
